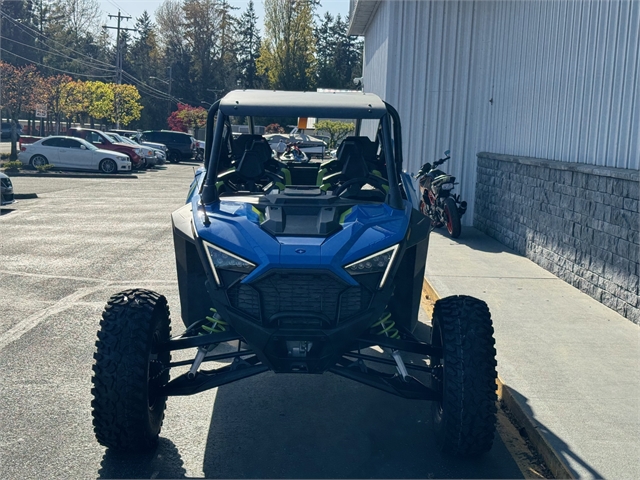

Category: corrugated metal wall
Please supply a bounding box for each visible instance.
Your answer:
[362,0,640,224]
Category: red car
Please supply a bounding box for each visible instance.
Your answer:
[66,128,146,169]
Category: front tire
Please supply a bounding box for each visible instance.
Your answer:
[443,197,461,238]
[168,151,180,163]
[430,295,497,457]
[30,155,48,168]
[91,288,171,452]
[99,158,117,174]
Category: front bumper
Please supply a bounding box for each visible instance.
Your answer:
[207,268,395,374]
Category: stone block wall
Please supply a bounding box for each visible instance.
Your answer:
[474,152,639,324]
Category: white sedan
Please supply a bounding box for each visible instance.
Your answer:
[18,136,131,173]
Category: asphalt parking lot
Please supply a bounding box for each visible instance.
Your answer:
[0,164,525,479]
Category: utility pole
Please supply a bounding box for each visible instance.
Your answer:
[103,11,135,128]
[167,66,172,119]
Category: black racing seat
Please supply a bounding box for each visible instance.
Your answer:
[232,134,267,160]
[236,141,269,179]
[321,136,379,175]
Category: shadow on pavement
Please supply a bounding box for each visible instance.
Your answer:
[200,350,522,478]
[436,227,513,254]
[507,386,603,479]
[97,438,187,479]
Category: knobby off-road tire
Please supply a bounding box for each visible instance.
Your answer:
[91,288,171,452]
[443,197,461,238]
[430,295,497,457]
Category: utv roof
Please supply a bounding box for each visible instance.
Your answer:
[218,90,387,119]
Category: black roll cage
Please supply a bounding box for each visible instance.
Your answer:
[200,100,404,209]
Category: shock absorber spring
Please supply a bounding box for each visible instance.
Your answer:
[371,312,400,339]
[188,308,229,379]
[201,308,228,334]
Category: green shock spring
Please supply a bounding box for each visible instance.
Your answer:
[188,308,228,379]
[201,308,228,334]
[371,312,400,339]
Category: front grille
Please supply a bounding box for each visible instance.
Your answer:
[227,271,373,327]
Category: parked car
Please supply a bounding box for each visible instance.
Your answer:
[138,130,195,163]
[66,127,145,169]
[1,122,23,140]
[18,136,131,173]
[107,129,169,159]
[104,133,160,167]
[1,172,15,205]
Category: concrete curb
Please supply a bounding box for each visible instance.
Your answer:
[14,193,38,199]
[423,276,575,480]
[2,170,138,179]
[497,379,575,479]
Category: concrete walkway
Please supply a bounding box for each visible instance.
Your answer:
[425,227,640,479]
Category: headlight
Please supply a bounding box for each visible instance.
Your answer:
[344,244,399,289]
[441,183,454,190]
[203,240,256,285]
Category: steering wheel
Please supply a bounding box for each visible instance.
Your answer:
[222,170,284,193]
[332,175,388,198]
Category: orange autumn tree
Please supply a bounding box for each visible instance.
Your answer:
[0,62,41,159]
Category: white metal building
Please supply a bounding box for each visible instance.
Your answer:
[350,0,638,222]
[350,0,639,323]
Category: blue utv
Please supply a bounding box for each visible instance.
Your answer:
[91,90,498,457]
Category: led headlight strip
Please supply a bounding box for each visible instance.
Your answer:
[202,240,256,286]
[344,244,400,289]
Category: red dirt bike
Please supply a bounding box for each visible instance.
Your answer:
[415,150,467,238]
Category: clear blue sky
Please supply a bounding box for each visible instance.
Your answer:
[99,0,350,31]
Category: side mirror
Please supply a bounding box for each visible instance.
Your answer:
[80,145,86,150]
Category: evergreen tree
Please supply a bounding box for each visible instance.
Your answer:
[237,0,262,89]
[0,0,38,67]
[313,13,363,90]
[315,12,336,88]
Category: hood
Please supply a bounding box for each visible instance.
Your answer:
[191,194,409,285]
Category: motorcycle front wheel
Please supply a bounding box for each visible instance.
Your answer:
[443,197,461,238]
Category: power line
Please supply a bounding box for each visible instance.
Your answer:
[104,0,133,20]
[0,35,116,72]
[0,11,116,70]
[0,48,116,79]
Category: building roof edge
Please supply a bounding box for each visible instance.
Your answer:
[347,0,381,36]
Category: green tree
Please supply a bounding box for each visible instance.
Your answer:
[237,0,262,88]
[315,12,336,88]
[125,12,165,129]
[0,0,38,67]
[85,80,113,126]
[314,120,354,148]
[258,0,316,90]
[314,13,363,89]
[112,84,142,126]
[60,80,89,127]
